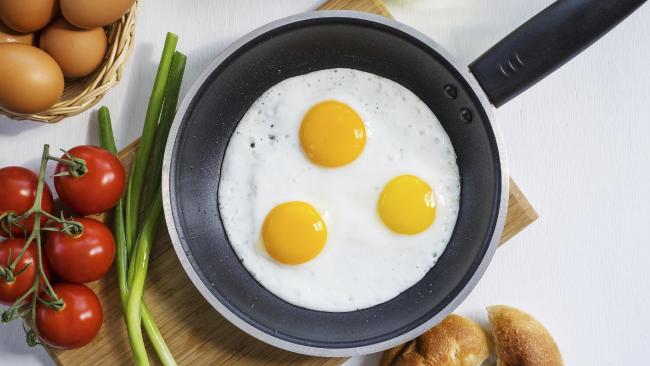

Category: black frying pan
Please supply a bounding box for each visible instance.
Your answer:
[162,0,646,356]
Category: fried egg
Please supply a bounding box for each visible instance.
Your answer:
[218,68,460,312]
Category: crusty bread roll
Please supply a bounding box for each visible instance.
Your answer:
[380,314,491,366]
[488,305,563,366]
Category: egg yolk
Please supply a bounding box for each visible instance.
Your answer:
[300,100,366,167]
[262,201,327,265]
[378,175,436,235]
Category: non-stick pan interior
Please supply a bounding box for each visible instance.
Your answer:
[168,15,502,349]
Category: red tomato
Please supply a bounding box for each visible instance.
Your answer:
[0,166,54,237]
[0,238,51,305]
[54,145,125,215]
[36,282,103,349]
[46,218,115,283]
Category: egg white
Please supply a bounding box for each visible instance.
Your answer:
[218,68,460,312]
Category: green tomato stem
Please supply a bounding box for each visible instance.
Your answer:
[7,235,34,273]
[2,144,71,327]
[46,154,87,178]
[32,146,58,301]
[0,145,62,339]
[40,211,62,223]
[29,282,37,342]
[5,144,50,270]
[34,229,57,302]
[2,272,37,323]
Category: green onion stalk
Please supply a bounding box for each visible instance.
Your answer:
[144,51,187,207]
[126,32,178,247]
[98,32,186,366]
[98,109,175,366]
[126,192,163,365]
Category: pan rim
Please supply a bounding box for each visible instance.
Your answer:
[162,10,509,357]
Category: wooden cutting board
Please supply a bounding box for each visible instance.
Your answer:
[50,1,538,365]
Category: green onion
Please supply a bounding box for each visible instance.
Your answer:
[126,192,163,366]
[144,52,187,208]
[101,32,185,366]
[123,50,185,356]
[98,107,118,152]
[99,108,176,366]
[126,157,138,263]
[126,32,178,246]
[127,50,186,286]
[99,108,147,365]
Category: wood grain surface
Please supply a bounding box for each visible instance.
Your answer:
[317,0,391,16]
[51,1,537,365]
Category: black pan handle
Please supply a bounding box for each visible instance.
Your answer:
[469,0,647,108]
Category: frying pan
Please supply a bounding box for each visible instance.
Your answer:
[162,0,646,356]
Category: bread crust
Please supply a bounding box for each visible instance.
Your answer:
[488,305,563,366]
[380,314,490,366]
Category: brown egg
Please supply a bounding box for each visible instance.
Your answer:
[0,20,35,45]
[60,0,135,29]
[0,44,64,114]
[39,17,107,78]
[0,0,58,33]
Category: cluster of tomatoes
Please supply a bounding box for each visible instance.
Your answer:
[0,145,125,349]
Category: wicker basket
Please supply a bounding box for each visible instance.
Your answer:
[0,2,138,123]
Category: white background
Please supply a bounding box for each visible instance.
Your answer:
[1,0,649,365]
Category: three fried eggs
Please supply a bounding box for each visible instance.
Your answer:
[218,68,460,312]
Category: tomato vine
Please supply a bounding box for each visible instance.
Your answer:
[0,144,87,345]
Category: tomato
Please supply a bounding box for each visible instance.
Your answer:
[46,218,115,283]
[54,145,125,215]
[0,166,54,237]
[0,238,51,305]
[36,282,103,349]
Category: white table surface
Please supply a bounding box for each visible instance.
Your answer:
[2,0,649,365]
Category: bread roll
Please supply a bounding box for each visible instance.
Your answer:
[380,314,490,366]
[488,305,563,366]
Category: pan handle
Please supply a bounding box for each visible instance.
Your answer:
[469,0,647,108]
